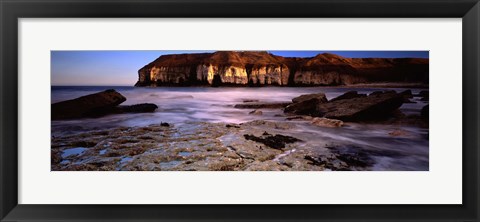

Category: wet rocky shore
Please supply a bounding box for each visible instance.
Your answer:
[51,88,429,171]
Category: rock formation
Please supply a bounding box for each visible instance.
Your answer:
[284,90,405,122]
[135,51,429,87]
[52,89,158,120]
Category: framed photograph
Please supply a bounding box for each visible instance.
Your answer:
[1,0,479,221]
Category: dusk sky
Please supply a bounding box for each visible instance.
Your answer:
[51,50,429,86]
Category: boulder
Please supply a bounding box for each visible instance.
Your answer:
[330,91,367,102]
[234,102,291,109]
[52,89,126,120]
[292,93,328,103]
[316,92,404,121]
[284,93,328,115]
[284,98,325,115]
[311,117,344,128]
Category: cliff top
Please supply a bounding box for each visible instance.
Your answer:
[140,51,428,71]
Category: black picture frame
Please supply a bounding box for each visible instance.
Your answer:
[1,0,479,221]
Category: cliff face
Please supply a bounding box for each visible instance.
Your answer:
[135,51,428,87]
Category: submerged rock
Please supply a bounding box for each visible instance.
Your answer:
[234,102,291,109]
[311,117,344,128]
[388,129,410,137]
[117,103,158,113]
[52,89,126,120]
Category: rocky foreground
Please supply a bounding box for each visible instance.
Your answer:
[135,51,428,87]
[51,89,428,171]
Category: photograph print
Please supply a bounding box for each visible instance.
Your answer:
[51,50,429,171]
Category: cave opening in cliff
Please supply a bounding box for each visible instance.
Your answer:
[211,74,222,87]
[188,65,198,85]
[287,65,297,87]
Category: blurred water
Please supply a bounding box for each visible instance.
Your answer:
[51,86,429,170]
[52,86,427,126]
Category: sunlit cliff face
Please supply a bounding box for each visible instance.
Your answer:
[135,51,429,87]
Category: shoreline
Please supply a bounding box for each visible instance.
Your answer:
[52,83,429,89]
[50,88,429,171]
[52,118,429,171]
[132,83,428,89]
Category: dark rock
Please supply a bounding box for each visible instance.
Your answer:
[284,98,325,115]
[234,102,291,109]
[160,122,170,127]
[316,92,404,121]
[370,90,396,96]
[421,105,429,121]
[71,141,97,147]
[369,91,384,96]
[403,98,416,103]
[399,90,415,103]
[400,90,413,98]
[117,103,158,113]
[211,74,222,87]
[243,99,260,103]
[52,89,126,120]
[291,93,328,103]
[417,90,429,97]
[304,155,323,166]
[226,124,240,128]
[330,91,367,102]
[243,132,301,149]
[306,145,406,170]
[414,90,429,101]
[285,116,304,120]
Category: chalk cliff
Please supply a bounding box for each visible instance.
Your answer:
[135,51,428,87]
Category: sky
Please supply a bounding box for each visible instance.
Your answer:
[51,50,429,86]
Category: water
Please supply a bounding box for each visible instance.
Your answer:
[52,86,427,127]
[61,147,87,158]
[51,86,429,170]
